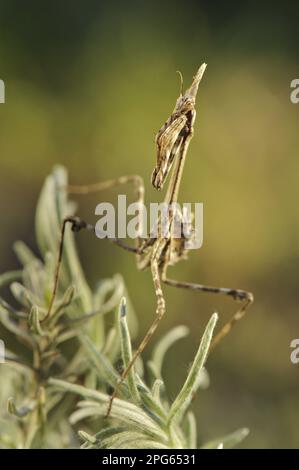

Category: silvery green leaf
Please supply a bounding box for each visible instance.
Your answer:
[0,297,26,319]
[121,287,138,340]
[99,431,147,449]
[151,325,189,378]
[54,329,77,345]
[167,313,218,424]
[13,241,37,266]
[75,396,160,433]
[79,334,128,396]
[28,306,46,336]
[69,406,105,425]
[102,431,168,449]
[35,165,92,314]
[7,397,37,418]
[201,427,249,449]
[185,411,197,449]
[118,298,140,404]
[49,285,76,324]
[71,402,166,443]
[73,401,168,443]
[136,384,166,424]
[43,252,55,297]
[0,270,22,288]
[151,379,164,405]
[0,307,35,348]
[102,327,119,360]
[10,282,40,309]
[49,377,168,442]
[4,353,36,372]
[134,355,144,378]
[147,360,161,382]
[118,439,168,449]
[98,275,138,341]
[22,259,45,298]
[78,430,97,445]
[94,427,124,441]
[88,278,113,347]
[80,427,124,449]
[197,367,210,389]
[48,378,114,405]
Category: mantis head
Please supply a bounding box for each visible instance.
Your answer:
[151,63,207,191]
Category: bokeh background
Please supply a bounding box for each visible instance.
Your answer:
[0,0,299,448]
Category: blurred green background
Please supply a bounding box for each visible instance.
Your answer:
[0,0,299,448]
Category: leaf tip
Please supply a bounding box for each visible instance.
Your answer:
[120,297,127,317]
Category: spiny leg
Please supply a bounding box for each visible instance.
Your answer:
[162,275,254,352]
[106,257,166,417]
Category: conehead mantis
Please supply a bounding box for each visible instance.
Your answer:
[44,63,254,416]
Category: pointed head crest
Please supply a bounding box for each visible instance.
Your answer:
[186,63,207,100]
[174,62,207,112]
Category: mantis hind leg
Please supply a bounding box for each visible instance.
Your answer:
[161,274,254,351]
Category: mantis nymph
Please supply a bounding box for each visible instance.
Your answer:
[45,63,254,415]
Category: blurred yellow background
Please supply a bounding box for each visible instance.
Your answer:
[0,0,298,448]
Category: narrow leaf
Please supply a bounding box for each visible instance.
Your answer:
[167,313,218,424]
[201,427,249,449]
[118,297,140,404]
[151,325,189,377]
[185,411,197,449]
